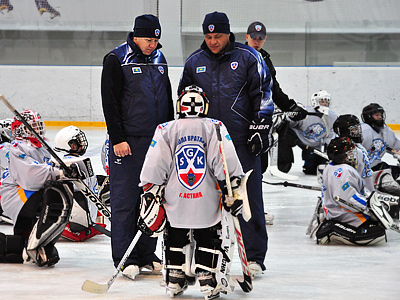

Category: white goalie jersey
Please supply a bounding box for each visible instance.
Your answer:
[140,118,244,229]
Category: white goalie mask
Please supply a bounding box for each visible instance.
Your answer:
[310,90,331,115]
[54,125,88,156]
[177,85,209,118]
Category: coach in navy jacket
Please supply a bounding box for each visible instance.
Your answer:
[178,11,273,275]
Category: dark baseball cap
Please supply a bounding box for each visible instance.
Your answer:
[247,21,266,39]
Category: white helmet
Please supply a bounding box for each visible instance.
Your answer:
[0,118,14,143]
[177,85,209,118]
[54,125,88,155]
[11,110,46,145]
[310,90,331,115]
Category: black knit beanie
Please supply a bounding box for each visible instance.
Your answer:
[202,11,230,34]
[133,14,161,39]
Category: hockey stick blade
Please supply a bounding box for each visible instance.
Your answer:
[82,230,143,294]
[81,280,109,294]
[237,273,252,293]
[268,166,299,181]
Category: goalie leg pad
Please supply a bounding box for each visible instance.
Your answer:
[0,233,24,263]
[374,169,400,197]
[68,192,91,233]
[26,180,73,265]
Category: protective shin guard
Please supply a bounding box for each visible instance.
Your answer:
[0,233,24,263]
[26,181,73,265]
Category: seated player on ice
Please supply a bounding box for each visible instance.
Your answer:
[361,103,400,198]
[315,137,393,245]
[53,125,106,242]
[276,90,337,175]
[0,110,81,266]
[333,114,399,219]
[138,85,249,299]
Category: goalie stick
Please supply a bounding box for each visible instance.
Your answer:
[215,123,252,293]
[262,180,322,191]
[82,230,142,294]
[295,140,329,160]
[334,196,400,233]
[0,94,112,222]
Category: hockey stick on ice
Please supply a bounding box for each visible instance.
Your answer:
[215,123,252,293]
[82,230,142,294]
[295,140,329,160]
[268,132,299,181]
[262,180,322,191]
[0,94,112,222]
[334,196,400,233]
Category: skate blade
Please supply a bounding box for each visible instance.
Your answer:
[81,280,109,294]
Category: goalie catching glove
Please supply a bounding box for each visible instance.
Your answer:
[247,118,273,156]
[138,183,166,237]
[286,99,308,121]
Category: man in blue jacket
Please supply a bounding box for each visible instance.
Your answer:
[101,14,174,280]
[178,11,273,278]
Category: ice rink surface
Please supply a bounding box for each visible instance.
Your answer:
[1,127,400,300]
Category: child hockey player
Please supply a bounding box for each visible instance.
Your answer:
[139,85,249,299]
[361,103,400,190]
[315,137,391,245]
[276,90,337,175]
[53,125,106,242]
[0,110,79,266]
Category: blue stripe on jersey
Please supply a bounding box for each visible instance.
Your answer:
[352,194,367,206]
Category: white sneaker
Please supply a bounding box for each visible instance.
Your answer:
[248,262,263,279]
[264,213,274,225]
[140,261,162,275]
[122,265,140,280]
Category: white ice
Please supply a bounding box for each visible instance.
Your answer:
[1,128,400,300]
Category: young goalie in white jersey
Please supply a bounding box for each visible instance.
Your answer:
[139,85,248,299]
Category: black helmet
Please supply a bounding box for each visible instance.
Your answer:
[361,103,385,133]
[333,114,362,143]
[327,137,357,168]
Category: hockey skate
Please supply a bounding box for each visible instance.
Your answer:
[140,261,162,275]
[167,269,188,298]
[122,264,140,280]
[198,271,222,300]
[248,262,263,279]
[0,0,13,13]
[35,0,60,19]
[264,212,274,225]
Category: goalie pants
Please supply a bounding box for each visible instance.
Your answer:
[109,136,159,268]
[235,143,268,270]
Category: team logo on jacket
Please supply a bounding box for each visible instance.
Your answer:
[231,62,238,70]
[208,24,215,32]
[158,66,164,74]
[334,167,343,178]
[302,123,325,141]
[255,25,262,31]
[132,67,142,74]
[175,144,206,190]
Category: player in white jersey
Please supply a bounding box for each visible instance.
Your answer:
[139,86,247,299]
[315,137,386,245]
[53,125,106,242]
[278,90,337,174]
[361,103,400,177]
[0,110,82,266]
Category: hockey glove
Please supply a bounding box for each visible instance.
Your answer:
[221,176,246,217]
[247,118,273,156]
[66,163,85,179]
[138,184,166,237]
[287,100,307,121]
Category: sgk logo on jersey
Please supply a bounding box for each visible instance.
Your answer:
[158,66,164,74]
[175,144,206,190]
[231,62,238,70]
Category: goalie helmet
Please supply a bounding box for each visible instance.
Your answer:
[327,137,357,169]
[11,110,46,146]
[54,125,88,156]
[0,118,14,143]
[361,103,385,133]
[310,90,330,115]
[177,85,209,118]
[333,114,362,144]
